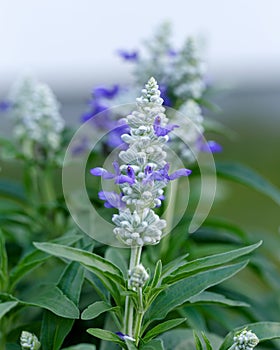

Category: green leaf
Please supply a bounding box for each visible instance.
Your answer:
[34,242,124,285]
[145,261,248,326]
[85,272,110,301]
[160,329,222,350]
[57,261,84,304]
[219,322,280,350]
[202,332,213,350]
[34,242,125,307]
[0,301,18,319]
[105,247,128,277]
[189,291,249,307]
[143,318,186,342]
[81,301,119,320]
[40,262,84,350]
[149,260,162,289]
[140,339,165,350]
[161,253,189,278]
[62,345,96,350]
[21,284,80,319]
[87,328,125,347]
[163,241,261,284]
[193,331,203,350]
[40,311,74,350]
[216,162,280,205]
[125,339,138,350]
[10,233,82,287]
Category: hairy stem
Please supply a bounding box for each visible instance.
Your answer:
[134,288,144,346]
[124,246,142,337]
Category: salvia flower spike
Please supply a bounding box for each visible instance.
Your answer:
[90,77,191,247]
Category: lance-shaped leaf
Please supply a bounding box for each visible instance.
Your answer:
[81,301,119,320]
[34,242,124,285]
[144,261,248,327]
[0,301,18,319]
[21,284,80,319]
[163,241,261,284]
[10,234,82,288]
[143,318,186,342]
[216,162,280,205]
[189,291,249,307]
[87,328,125,347]
[40,261,84,350]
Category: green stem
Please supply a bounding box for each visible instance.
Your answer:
[134,288,144,346]
[124,246,142,337]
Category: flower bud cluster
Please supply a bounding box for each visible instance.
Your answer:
[133,23,206,101]
[172,99,204,163]
[90,77,191,246]
[112,208,166,246]
[128,264,149,291]
[20,331,41,350]
[232,329,259,350]
[9,76,64,152]
[171,37,206,100]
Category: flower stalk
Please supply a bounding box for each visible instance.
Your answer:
[91,77,192,345]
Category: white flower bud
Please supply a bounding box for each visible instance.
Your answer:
[128,264,149,291]
[20,331,41,350]
[231,329,259,350]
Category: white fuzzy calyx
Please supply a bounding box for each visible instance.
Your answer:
[128,264,149,291]
[112,208,166,246]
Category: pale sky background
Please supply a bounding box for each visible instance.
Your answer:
[1,0,280,94]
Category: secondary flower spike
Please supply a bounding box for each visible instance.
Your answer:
[90,77,191,246]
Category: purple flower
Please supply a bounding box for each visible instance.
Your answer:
[143,163,191,183]
[116,332,135,342]
[158,84,172,107]
[167,48,178,57]
[198,138,222,153]
[90,161,135,185]
[0,101,11,112]
[80,101,108,123]
[93,85,120,99]
[117,49,139,61]
[126,165,135,182]
[98,191,126,210]
[206,140,222,153]
[153,116,179,137]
